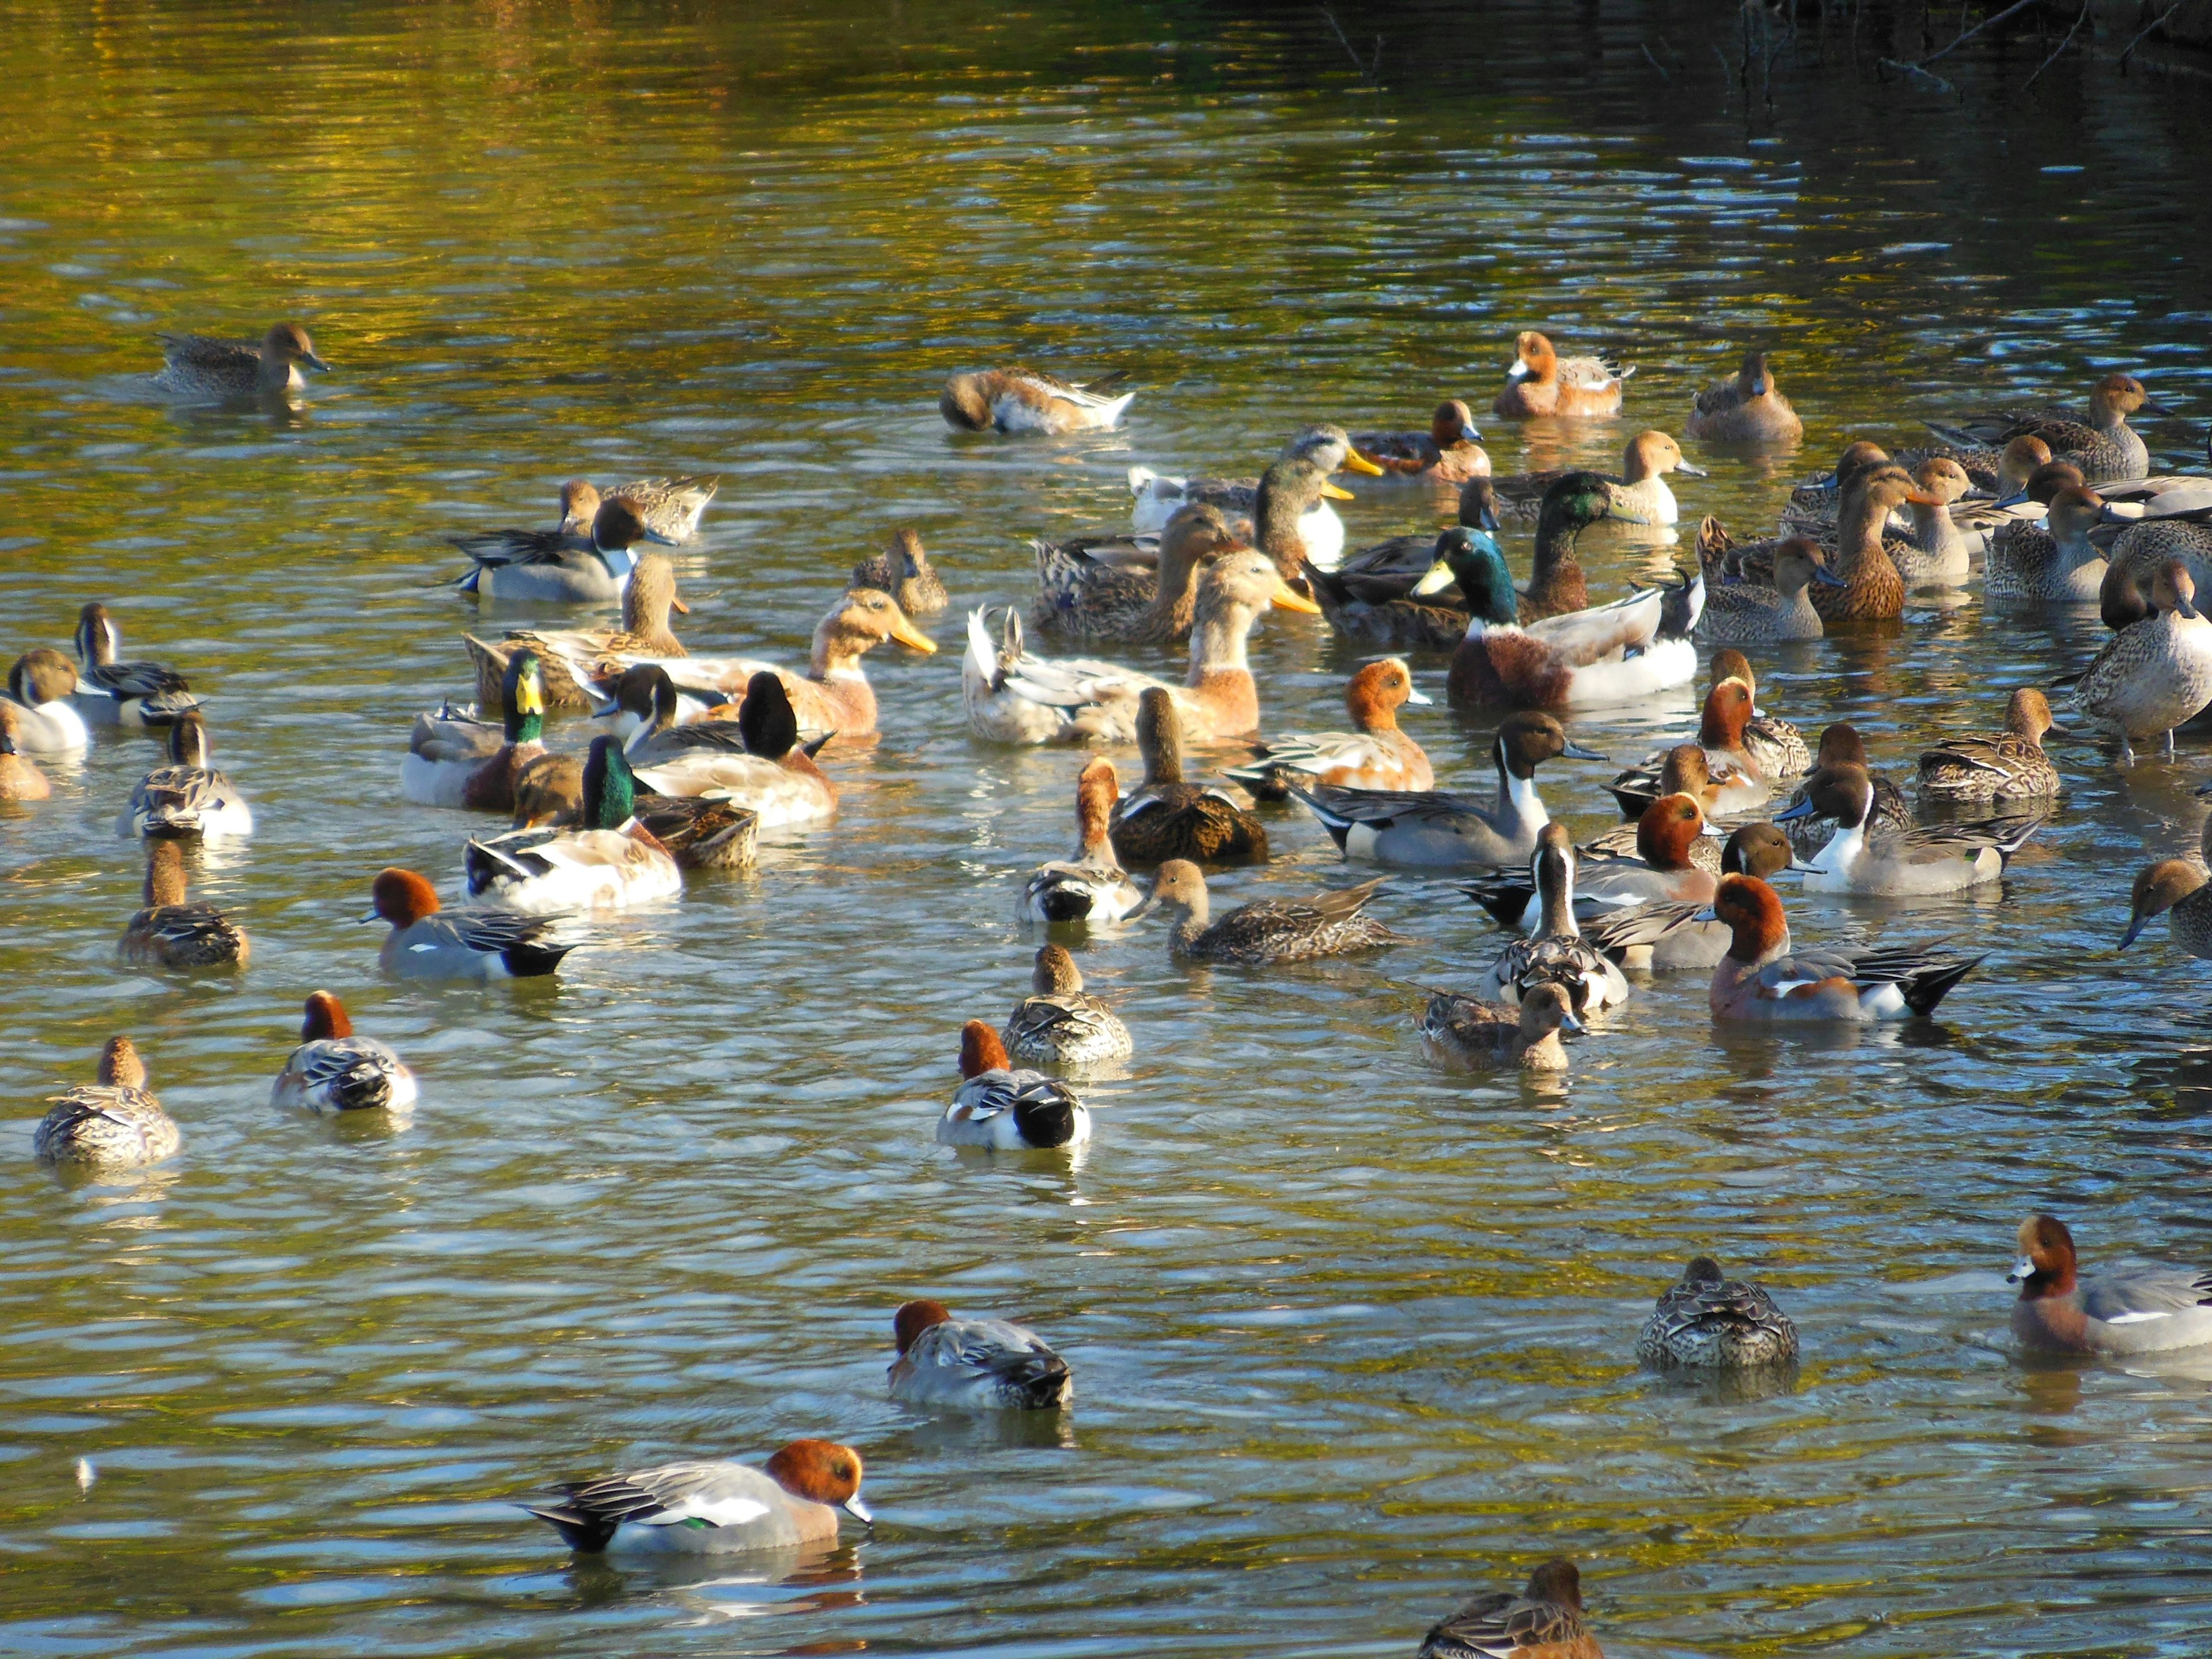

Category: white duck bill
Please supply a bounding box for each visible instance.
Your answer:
[1403,685,1433,704]
[1506,361,1531,381]
[844,1494,874,1523]
[2008,1256,2035,1283]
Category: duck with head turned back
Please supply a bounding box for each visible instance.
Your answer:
[0,704,50,801]
[1685,350,1803,445]
[888,1298,1071,1409]
[1003,944,1131,1068]
[1351,399,1488,483]
[559,475,719,546]
[1702,873,1983,1021]
[1493,430,1705,528]
[1419,1558,1603,1659]
[154,321,328,399]
[1110,689,1267,866]
[941,1021,1090,1149]
[2009,1214,2212,1355]
[1638,1256,1798,1369]
[2119,813,2212,959]
[271,992,417,1115]
[1225,658,1432,798]
[1926,373,2170,485]
[1916,688,2065,803]
[1024,759,1145,923]
[2071,559,2212,765]
[120,709,253,838]
[524,1438,872,1555]
[941,366,1133,434]
[1475,823,1631,1013]
[1128,423,1385,566]
[1493,329,1632,419]
[122,840,248,969]
[1030,502,1240,645]
[1418,981,1581,1075]
[1135,861,1407,965]
[450,497,652,604]
[5,649,88,755]
[853,527,948,617]
[33,1038,179,1169]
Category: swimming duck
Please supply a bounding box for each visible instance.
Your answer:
[2071,559,2212,764]
[1448,571,1702,710]
[1636,1256,1799,1369]
[1581,822,1796,970]
[1350,399,1488,483]
[1915,688,2064,803]
[1474,824,1632,1012]
[1287,711,1605,868]
[1709,653,1810,782]
[1418,1558,1603,1659]
[940,366,1133,433]
[1225,658,1433,797]
[1694,540,1841,644]
[852,527,948,616]
[33,1037,179,1168]
[625,672,839,825]
[888,1299,1072,1409]
[366,867,578,980]
[941,1021,1091,1149]
[1493,329,1633,419]
[668,586,936,742]
[402,650,547,812]
[1417,980,1582,1074]
[1003,944,1133,1067]
[2010,1214,2212,1355]
[1493,431,1704,528]
[628,796,758,871]
[1585,746,1724,870]
[1925,373,2169,485]
[1779,440,1896,532]
[450,497,651,604]
[1030,502,1241,644]
[153,321,328,399]
[121,840,248,969]
[1941,436,2063,554]
[1779,763,2043,894]
[1463,792,1717,933]
[1986,480,2116,607]
[1128,424,1384,567]
[1775,724,1911,859]
[467,551,687,711]
[1319,476,1503,608]
[1135,861,1406,965]
[1022,758,1144,923]
[558,475,719,546]
[1254,456,1364,585]
[0,704,50,801]
[1709,465,1929,626]
[1684,350,1803,445]
[118,710,253,839]
[1305,527,1488,653]
[525,1438,871,1555]
[1885,458,1975,588]
[464,737,682,914]
[1605,677,1769,817]
[271,991,418,1115]
[1702,873,1981,1021]
[1110,687,1268,866]
[2119,817,2212,959]
[2098,510,2212,630]
[70,603,198,729]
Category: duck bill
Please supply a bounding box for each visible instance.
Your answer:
[1410,560,1457,597]
[1506,359,1532,382]
[670,596,692,615]
[1812,565,1849,588]
[844,1494,874,1525]
[2006,1256,2035,1284]
[1772,796,1816,823]
[1673,459,1709,478]
[1125,888,1161,921]
[887,612,939,653]
[1402,683,1433,705]
[1993,487,2032,509]
[1271,579,1323,613]
[2139,396,2176,418]
[1562,740,1609,762]
[1560,1010,1586,1034]
[1472,501,1501,533]
[1317,480,1356,502]
[1340,448,1386,477]
[1786,858,1825,874]
[303,352,332,373]
[2119,912,2149,949]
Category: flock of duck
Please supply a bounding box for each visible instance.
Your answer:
[12,324,2212,1654]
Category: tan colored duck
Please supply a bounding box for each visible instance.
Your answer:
[1684,350,1802,444]
[1109,688,1268,866]
[675,588,937,741]
[1418,980,1581,1073]
[34,1037,179,1168]
[1916,688,2065,803]
[1134,861,1407,965]
[2120,815,2212,957]
[940,367,1133,433]
[1493,331,1631,419]
[1029,503,1242,644]
[1926,372,2169,485]
[1351,399,1488,483]
[1003,944,1132,1067]
[1494,430,1705,528]
[468,551,687,711]
[1990,483,2116,607]
[0,703,52,801]
[2072,560,2212,764]
[853,527,948,616]
[1694,540,1839,643]
[121,840,248,970]
[1887,457,1975,587]
[2099,512,2212,630]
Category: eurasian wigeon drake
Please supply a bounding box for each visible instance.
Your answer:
[1707,652,1810,781]
[402,650,547,813]
[1127,424,1384,569]
[122,840,248,970]
[33,1037,179,1169]
[941,1021,1091,1149]
[1288,710,1605,868]
[1003,944,1132,1067]
[1637,1256,1799,1369]
[0,703,51,801]
[940,366,1133,434]
[1887,458,1975,588]
[2070,559,2212,764]
[1581,822,1795,971]
[1463,793,1717,933]
[1925,372,2170,485]
[853,527,948,617]
[1779,763,2043,894]
[1306,524,1496,654]
[558,475,718,546]
[153,321,328,399]
[70,603,198,730]
[467,550,688,712]
[888,1298,1072,1409]
[671,586,936,743]
[1584,747,1722,872]
[1493,329,1632,420]
[1474,824,1631,1013]
[524,1438,871,1554]
[365,867,577,980]
[1109,688,1268,866]
[1988,478,2113,607]
[1775,723,1912,859]
[1419,1558,1603,1659]
[450,497,652,604]
[1133,861,1407,965]
[2009,1214,2212,1355]
[1701,873,1981,1021]
[115,710,253,839]
[1351,399,1488,484]
[271,992,418,1115]
[625,672,838,826]
[1915,688,2065,803]
[1694,540,1841,645]
[1226,658,1433,796]
[1605,677,1769,817]
[464,737,681,915]
[1494,431,1705,529]
[1029,502,1242,645]
[1417,980,1581,1074]
[1684,350,1803,445]
[1022,758,1145,923]
[2119,812,2212,959]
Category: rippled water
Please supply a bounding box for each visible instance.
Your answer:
[7,3,2212,1654]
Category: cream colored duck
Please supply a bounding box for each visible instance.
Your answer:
[465,737,682,914]
[1493,430,1705,527]
[0,704,51,800]
[1021,759,1144,923]
[3,650,89,756]
[647,587,937,742]
[2073,560,2212,764]
[1127,423,1384,569]
[466,551,687,711]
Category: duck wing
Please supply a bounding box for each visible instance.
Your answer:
[2081,1269,2212,1325]
[523,1461,775,1551]
[1520,586,1663,664]
[155,332,257,369]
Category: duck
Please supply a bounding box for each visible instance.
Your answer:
[1694,540,1841,644]
[1350,399,1488,483]
[672,586,937,742]
[524,1438,870,1555]
[1775,723,1912,858]
[1493,329,1632,419]
[2071,559,2212,764]
[1887,458,1975,588]
[852,527,948,616]
[1003,944,1132,1067]
[119,840,247,969]
[1925,373,2169,485]
[1942,436,2066,554]
[2097,509,2212,628]
[1419,1559,1603,1659]
[1287,710,1605,868]
[1022,758,1145,923]
[1586,747,1722,869]
[1702,873,1982,1021]
[117,710,254,839]
[1109,687,1268,866]
[940,1021,1091,1149]
[270,991,418,1115]
[2119,820,2212,959]
[464,737,683,914]
[32,1037,179,1168]
[940,366,1133,433]
[1416,980,1581,1074]
[1305,527,1490,653]
[1515,474,1600,618]
[1135,861,1406,965]
[1128,424,1385,567]
[627,791,759,872]
[0,704,51,801]
[1493,430,1705,528]
[558,475,718,546]
[1636,1256,1799,1369]
[1707,650,1812,780]
[1604,677,1769,817]
[1029,502,1241,645]
[2009,1214,2212,1355]
[625,672,839,825]
[1987,484,2119,606]
[1779,763,2043,894]
[888,1299,1071,1409]
[449,497,652,604]
[1779,439,1897,531]
[365,867,578,980]
[1915,688,2065,803]
[70,603,198,729]
[1709,465,1930,626]
[153,321,328,399]
[402,650,548,812]
[466,550,688,712]
[1462,792,1717,933]
[1684,350,1803,444]
[1253,454,1365,584]
[1225,658,1432,797]
[1474,824,1632,1013]
[1319,476,1504,607]
[1581,822,1796,971]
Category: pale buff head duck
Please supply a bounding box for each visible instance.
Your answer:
[1002,943,1132,1069]
[940,366,1133,434]
[2119,812,2212,959]
[1915,688,2064,804]
[1417,980,1581,1074]
[559,475,719,544]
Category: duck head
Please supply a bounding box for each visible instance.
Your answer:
[1626,430,1704,481]
[1735,351,1775,398]
[558,479,602,535]
[1535,471,1616,539]
[824,587,938,668]
[1430,399,1482,450]
[1773,539,1846,594]
[261,322,328,373]
[1032,942,1085,995]
[1435,526,1516,624]
[2007,1214,2078,1297]
[2088,372,2168,423]
[301,991,355,1041]
[1721,821,1794,878]
[579,736,641,831]
[1495,710,1607,780]
[893,1299,954,1354]
[1505,330,1557,385]
[1774,763,1877,832]
[763,1439,870,1525]
[366,868,442,927]
[502,650,547,745]
[166,709,214,770]
[1636,793,1707,872]
[97,1035,147,1090]
[958,1019,1010,1078]
[1346,658,1426,729]
[1456,476,1502,533]
[1707,872,1790,963]
[2122,858,2206,948]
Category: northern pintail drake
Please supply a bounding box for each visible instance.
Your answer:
[118,710,253,839]
[1288,711,1604,868]
[1987,481,2115,607]
[1925,373,2169,485]
[153,321,328,399]
[1127,423,1383,567]
[1003,944,1132,1067]
[673,586,936,742]
[1703,873,1981,1021]
[71,604,198,729]
[1606,677,1769,817]
[1417,980,1581,1074]
[559,475,718,546]
[1581,821,1795,971]
[0,704,50,800]
[1493,329,1632,420]
[1419,1559,1603,1659]
[465,737,682,914]
[853,527,948,616]
[1474,824,1631,1012]
[1776,724,1912,859]
[450,498,650,604]
[1779,763,2043,893]
[1306,526,1491,654]
[889,1298,1072,1409]
[1493,431,1704,528]
[1109,687,1268,866]
[1941,436,2062,554]
[1684,350,1803,445]
[3,650,89,756]
[367,867,577,980]
[33,1038,179,1169]
[1463,792,1717,933]
[1023,758,1144,923]
[1694,540,1840,643]
[940,366,1133,434]
[1350,399,1488,483]
[2071,559,2212,764]
[271,992,418,1115]
[1915,688,2064,803]
[1135,860,1406,965]
[1029,502,1241,645]
[403,649,547,812]
[625,672,838,825]
[525,1438,870,1555]
[941,1021,1091,1149]
[2010,1214,2212,1355]
[467,550,687,712]
[2119,815,2212,959]
[122,840,248,969]
[1226,658,1432,796]
[1636,1256,1799,1369]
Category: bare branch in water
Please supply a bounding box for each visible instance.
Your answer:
[2119,0,2192,67]
[2024,1,2093,90]
[1316,6,1381,84]
[1908,0,2040,69]
[1642,41,1671,81]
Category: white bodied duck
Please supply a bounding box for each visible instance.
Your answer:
[524,1438,871,1555]
[116,710,253,839]
[1022,759,1145,923]
[1777,763,2044,895]
[464,736,682,914]
[940,366,1134,434]
[271,991,418,1115]
[888,1298,1073,1409]
[70,603,199,729]
[1474,822,1631,1012]
[940,1021,1092,1149]
[3,650,89,756]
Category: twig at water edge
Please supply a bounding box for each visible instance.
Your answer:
[2120,0,2191,66]
[2024,1,2093,89]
